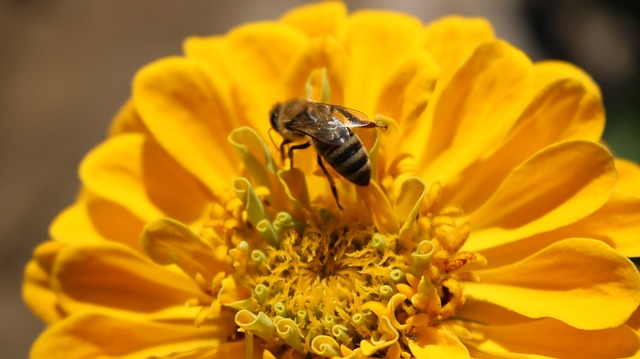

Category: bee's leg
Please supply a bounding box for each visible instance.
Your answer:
[317,154,343,210]
[288,141,311,169]
[279,139,292,164]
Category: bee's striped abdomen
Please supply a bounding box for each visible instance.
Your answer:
[313,131,371,186]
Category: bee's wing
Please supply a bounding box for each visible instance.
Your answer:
[287,113,350,145]
[322,103,373,128]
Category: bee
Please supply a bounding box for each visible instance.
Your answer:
[269,99,386,209]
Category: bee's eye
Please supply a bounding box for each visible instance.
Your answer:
[270,104,280,129]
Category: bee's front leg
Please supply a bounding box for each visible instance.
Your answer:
[279,139,292,165]
[287,141,310,169]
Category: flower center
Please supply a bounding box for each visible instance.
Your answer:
[190,164,484,358]
[241,202,407,351]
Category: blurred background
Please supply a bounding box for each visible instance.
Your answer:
[1,0,638,357]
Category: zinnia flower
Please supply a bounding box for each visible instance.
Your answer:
[23,2,640,358]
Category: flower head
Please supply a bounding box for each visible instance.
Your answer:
[24,2,640,358]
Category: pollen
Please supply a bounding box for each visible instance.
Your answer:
[190,171,484,358]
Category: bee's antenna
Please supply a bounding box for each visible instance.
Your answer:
[267,128,278,149]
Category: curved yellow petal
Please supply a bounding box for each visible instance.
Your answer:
[456,299,532,327]
[218,276,253,309]
[356,181,399,234]
[80,133,211,226]
[360,316,399,356]
[443,78,604,213]
[375,50,439,127]
[465,238,640,330]
[51,241,199,316]
[147,342,247,359]
[133,57,238,193]
[562,191,639,258]
[511,78,604,141]
[223,22,307,139]
[141,218,231,283]
[182,35,232,85]
[416,41,534,184]
[466,141,616,252]
[23,241,66,324]
[284,36,349,105]
[48,199,107,243]
[629,306,640,332]
[423,16,495,85]
[107,99,148,137]
[407,326,470,359]
[616,158,640,196]
[280,1,347,39]
[534,60,602,99]
[478,190,640,267]
[30,312,237,359]
[395,177,427,242]
[465,318,639,359]
[49,192,145,249]
[342,10,423,116]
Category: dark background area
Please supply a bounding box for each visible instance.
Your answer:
[1,1,638,357]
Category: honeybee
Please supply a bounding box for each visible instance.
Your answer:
[269,99,386,209]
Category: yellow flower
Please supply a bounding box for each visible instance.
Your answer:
[23,2,640,358]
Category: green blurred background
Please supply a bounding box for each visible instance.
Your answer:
[1,0,638,357]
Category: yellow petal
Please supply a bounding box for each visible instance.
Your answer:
[80,133,211,225]
[466,318,639,359]
[416,41,534,185]
[443,78,604,213]
[133,57,238,192]
[51,241,199,315]
[48,197,109,243]
[466,141,616,252]
[394,177,427,242]
[147,342,247,359]
[107,99,148,137]
[465,238,640,330]
[30,312,237,359]
[423,16,495,86]
[284,36,348,105]
[223,22,307,138]
[534,60,602,99]
[182,35,232,85]
[616,158,640,196]
[456,299,532,327]
[565,191,639,258]
[49,191,145,249]
[375,50,439,127]
[218,276,253,308]
[141,218,231,283]
[356,181,399,234]
[478,192,640,267]
[629,306,640,332]
[23,241,66,324]
[228,127,284,207]
[342,10,423,116]
[359,316,399,355]
[277,168,310,213]
[512,78,604,141]
[280,1,347,39]
[407,326,470,359]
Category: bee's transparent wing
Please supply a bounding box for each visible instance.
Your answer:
[287,113,350,145]
[322,103,373,128]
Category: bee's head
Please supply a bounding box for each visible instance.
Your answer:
[269,103,281,132]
